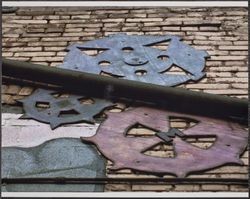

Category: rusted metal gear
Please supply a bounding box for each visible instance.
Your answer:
[18,89,114,129]
[60,33,209,86]
[81,107,248,177]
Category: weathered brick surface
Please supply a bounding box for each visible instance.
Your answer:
[201,184,229,191]
[2,7,248,192]
[132,184,173,191]
[174,185,200,192]
[105,184,131,192]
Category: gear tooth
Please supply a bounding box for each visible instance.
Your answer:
[238,160,244,165]
[109,164,123,170]
[17,99,24,103]
[175,171,187,178]
[103,102,112,108]
[232,158,244,165]
[107,103,115,107]
[89,118,96,123]
[81,137,95,144]
[50,122,60,130]
[105,111,115,117]
[84,116,95,123]
[19,114,31,119]
[202,50,210,57]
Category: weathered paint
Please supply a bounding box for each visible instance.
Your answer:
[60,33,208,86]
[81,107,248,177]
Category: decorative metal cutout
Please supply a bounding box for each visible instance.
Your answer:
[156,128,185,142]
[60,33,209,86]
[18,89,114,129]
[81,107,247,177]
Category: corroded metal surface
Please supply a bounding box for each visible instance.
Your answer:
[19,89,114,129]
[60,33,209,86]
[81,107,248,177]
[2,138,106,192]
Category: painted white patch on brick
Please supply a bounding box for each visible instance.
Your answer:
[2,113,98,148]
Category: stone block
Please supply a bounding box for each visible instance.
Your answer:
[10,20,47,24]
[2,95,13,104]
[2,34,20,38]
[174,184,200,191]
[65,28,83,32]
[31,56,64,62]
[200,27,219,31]
[162,27,181,31]
[102,18,125,23]
[183,20,221,26]
[204,89,247,95]
[201,184,229,191]
[16,10,54,16]
[210,56,247,61]
[41,37,80,42]
[18,87,34,96]
[71,15,91,20]
[132,184,173,191]
[14,52,56,57]
[231,84,248,89]
[46,28,64,33]
[219,46,248,50]
[2,52,14,57]
[126,18,163,22]
[27,41,67,47]
[229,185,248,192]
[5,85,21,95]
[44,46,66,51]
[181,27,199,31]
[230,51,248,56]
[105,184,131,191]
[33,16,60,20]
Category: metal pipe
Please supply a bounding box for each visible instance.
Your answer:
[2,58,248,124]
[2,177,248,186]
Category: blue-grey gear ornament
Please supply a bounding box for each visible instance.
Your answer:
[18,89,114,129]
[59,33,209,86]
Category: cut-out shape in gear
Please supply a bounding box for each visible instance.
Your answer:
[59,33,209,86]
[81,107,248,177]
[18,89,114,129]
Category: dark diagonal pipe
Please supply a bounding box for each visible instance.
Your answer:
[2,58,248,124]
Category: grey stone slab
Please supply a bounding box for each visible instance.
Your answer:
[2,138,106,192]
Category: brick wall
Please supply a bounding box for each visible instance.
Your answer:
[2,7,248,192]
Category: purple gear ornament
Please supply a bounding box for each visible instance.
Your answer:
[81,107,248,177]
